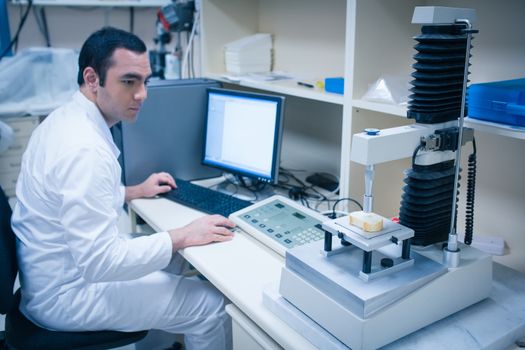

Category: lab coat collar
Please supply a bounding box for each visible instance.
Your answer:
[72,91,120,159]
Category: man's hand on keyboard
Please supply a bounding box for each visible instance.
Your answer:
[169,214,236,250]
[125,172,175,201]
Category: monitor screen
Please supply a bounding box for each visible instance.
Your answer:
[202,88,285,184]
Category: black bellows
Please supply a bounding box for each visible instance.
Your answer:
[400,24,472,246]
[399,162,459,246]
[407,24,471,124]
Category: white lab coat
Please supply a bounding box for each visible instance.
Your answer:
[11,92,230,349]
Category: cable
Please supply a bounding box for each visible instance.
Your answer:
[185,31,191,78]
[0,0,33,60]
[190,33,196,77]
[14,4,22,52]
[305,185,328,201]
[40,7,50,47]
[129,7,135,33]
[411,143,424,167]
[33,6,51,47]
[464,137,477,245]
[278,166,348,212]
[320,209,347,218]
[331,197,363,219]
[279,167,307,188]
[181,6,198,79]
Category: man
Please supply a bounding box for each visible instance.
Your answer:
[11,27,234,350]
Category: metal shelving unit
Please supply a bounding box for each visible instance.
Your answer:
[10,0,169,7]
[465,117,525,140]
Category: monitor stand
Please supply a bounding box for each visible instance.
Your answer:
[215,175,276,202]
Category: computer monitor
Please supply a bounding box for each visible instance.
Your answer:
[202,88,285,185]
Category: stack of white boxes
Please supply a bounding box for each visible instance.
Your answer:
[0,116,40,197]
[224,33,272,75]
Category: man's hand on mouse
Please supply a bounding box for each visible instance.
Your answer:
[169,214,236,250]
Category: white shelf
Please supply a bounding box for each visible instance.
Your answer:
[349,102,525,140]
[464,117,525,140]
[210,74,344,105]
[199,0,346,99]
[10,0,169,6]
[351,99,407,117]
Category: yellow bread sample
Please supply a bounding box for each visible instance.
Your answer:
[349,211,383,232]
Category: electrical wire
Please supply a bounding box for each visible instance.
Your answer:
[211,174,259,202]
[129,7,135,33]
[0,0,33,60]
[411,143,424,167]
[33,6,51,47]
[185,31,191,78]
[279,167,308,188]
[40,7,50,47]
[331,197,363,219]
[278,166,361,216]
[190,34,196,77]
[181,6,199,79]
[14,4,22,52]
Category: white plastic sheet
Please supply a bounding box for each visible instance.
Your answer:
[0,47,78,117]
[362,74,410,105]
[0,120,14,154]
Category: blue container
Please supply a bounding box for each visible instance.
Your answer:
[468,78,525,126]
[325,77,344,95]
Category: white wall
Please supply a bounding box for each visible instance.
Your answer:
[6,2,525,275]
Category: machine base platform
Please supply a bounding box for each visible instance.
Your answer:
[279,243,494,350]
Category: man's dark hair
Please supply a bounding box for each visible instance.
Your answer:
[77,26,147,87]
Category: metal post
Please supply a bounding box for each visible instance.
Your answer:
[363,164,374,213]
[446,19,473,255]
[402,239,411,259]
[362,251,372,274]
[324,231,332,252]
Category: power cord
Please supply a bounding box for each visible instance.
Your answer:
[278,167,362,216]
[0,0,33,61]
[330,197,363,219]
[33,6,51,47]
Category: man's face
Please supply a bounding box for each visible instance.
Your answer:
[96,48,152,126]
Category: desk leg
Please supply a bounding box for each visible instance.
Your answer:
[129,208,138,233]
[225,304,283,350]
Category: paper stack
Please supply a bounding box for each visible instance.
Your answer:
[224,33,272,75]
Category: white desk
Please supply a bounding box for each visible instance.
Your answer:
[130,197,525,350]
[130,197,314,349]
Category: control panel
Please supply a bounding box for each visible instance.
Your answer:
[230,195,327,257]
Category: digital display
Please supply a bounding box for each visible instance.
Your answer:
[293,212,306,219]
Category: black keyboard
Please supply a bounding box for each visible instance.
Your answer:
[161,179,252,217]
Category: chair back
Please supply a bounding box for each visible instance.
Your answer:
[0,187,150,349]
[0,186,18,314]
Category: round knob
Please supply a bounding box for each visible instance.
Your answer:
[380,258,394,268]
[364,128,380,136]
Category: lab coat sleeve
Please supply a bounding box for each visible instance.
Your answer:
[55,147,173,282]
[119,184,126,206]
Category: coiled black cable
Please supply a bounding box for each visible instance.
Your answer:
[464,137,477,245]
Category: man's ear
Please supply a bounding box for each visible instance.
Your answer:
[83,67,99,92]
